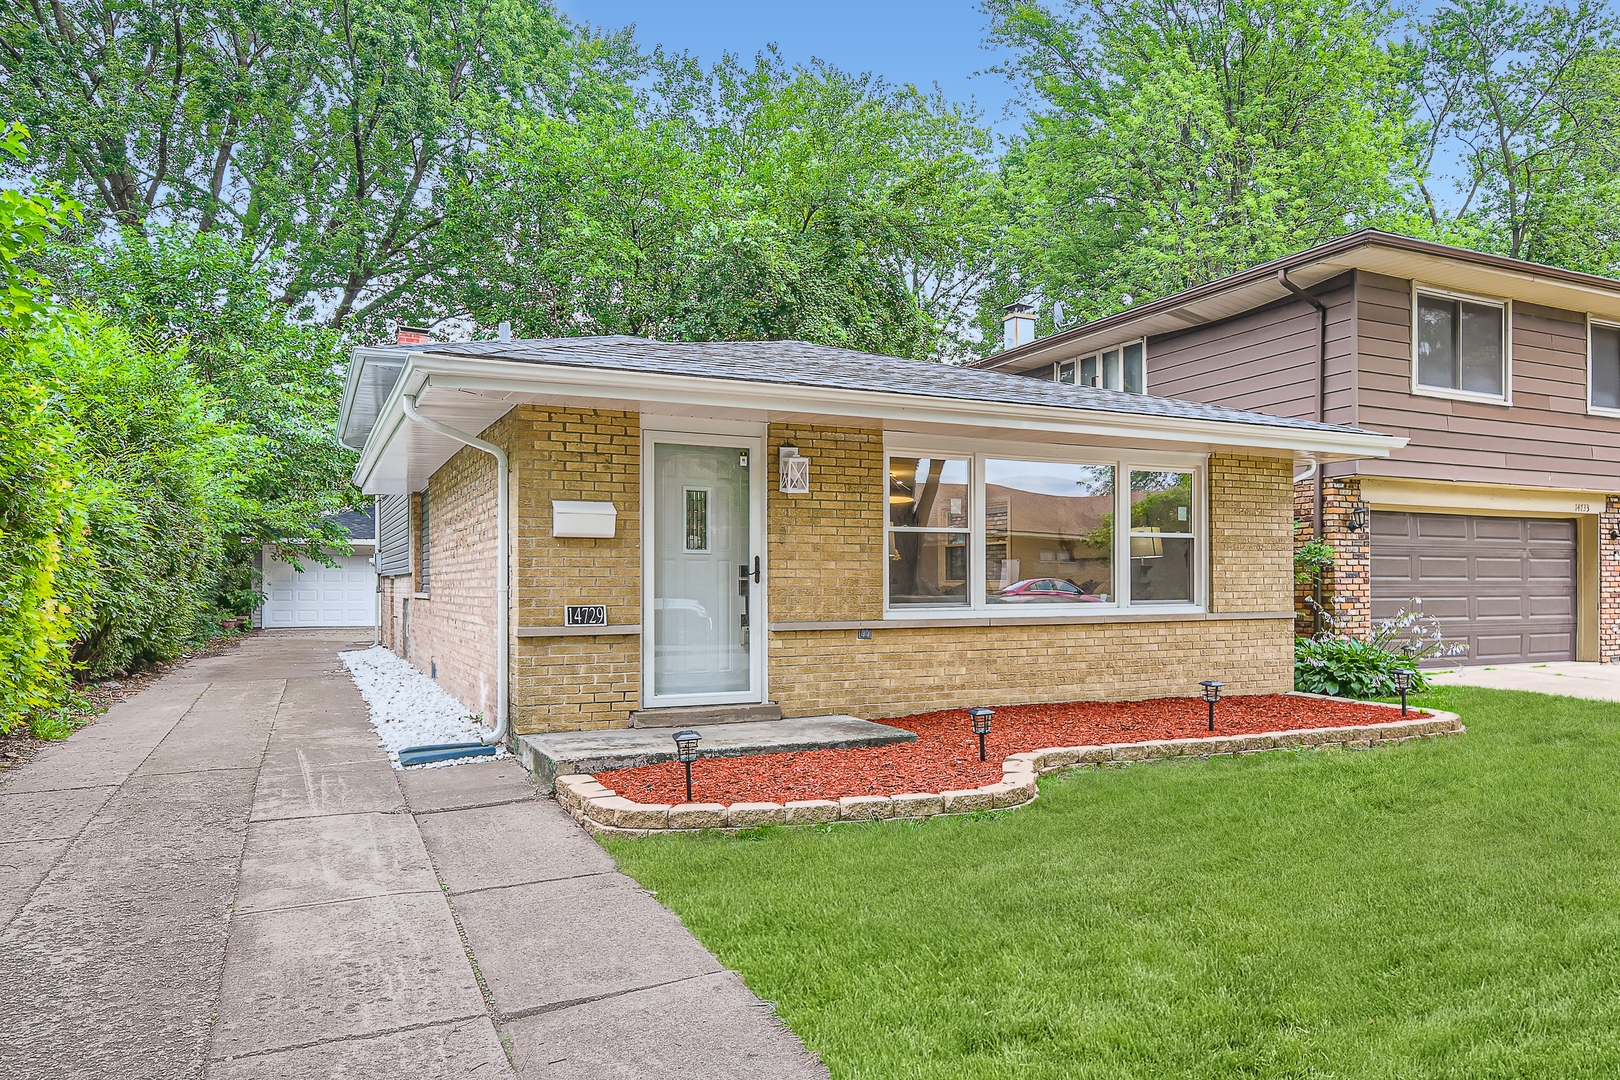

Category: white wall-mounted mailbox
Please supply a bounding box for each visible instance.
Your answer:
[552,500,617,538]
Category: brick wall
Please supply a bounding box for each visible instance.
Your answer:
[766,425,885,623]
[1293,476,1370,639]
[393,424,507,723]
[391,410,1301,735]
[1602,496,1620,662]
[509,406,642,734]
[764,446,1297,716]
[1209,453,1294,614]
[769,617,1294,718]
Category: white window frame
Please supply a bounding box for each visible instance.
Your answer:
[1054,338,1148,394]
[1585,314,1620,418]
[1410,282,1512,406]
[882,436,1206,619]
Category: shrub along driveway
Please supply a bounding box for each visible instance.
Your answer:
[0,631,824,1080]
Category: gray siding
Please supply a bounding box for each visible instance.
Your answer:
[1352,271,1620,489]
[1144,273,1357,427]
[376,494,412,576]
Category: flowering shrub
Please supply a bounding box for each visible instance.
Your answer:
[1295,600,1467,699]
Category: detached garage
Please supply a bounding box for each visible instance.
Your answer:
[256,511,379,629]
[1371,511,1579,665]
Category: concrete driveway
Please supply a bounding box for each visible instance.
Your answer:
[0,631,826,1080]
[1427,661,1620,701]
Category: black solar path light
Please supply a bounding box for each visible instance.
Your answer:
[1200,680,1223,732]
[673,729,702,803]
[968,707,995,761]
[1392,668,1415,717]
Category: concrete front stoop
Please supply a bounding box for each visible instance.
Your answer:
[516,715,916,792]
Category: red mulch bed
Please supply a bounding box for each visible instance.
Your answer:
[597,695,1408,807]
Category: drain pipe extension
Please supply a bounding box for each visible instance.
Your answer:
[400,393,509,748]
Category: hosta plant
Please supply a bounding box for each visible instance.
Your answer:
[1295,600,1467,699]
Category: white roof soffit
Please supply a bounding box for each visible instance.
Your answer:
[351,352,1405,494]
[984,231,1620,373]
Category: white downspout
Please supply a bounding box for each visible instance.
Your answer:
[401,392,509,748]
[1293,457,1319,485]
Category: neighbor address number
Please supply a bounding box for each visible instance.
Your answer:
[564,604,608,627]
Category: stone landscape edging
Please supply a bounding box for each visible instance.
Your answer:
[558,703,1464,837]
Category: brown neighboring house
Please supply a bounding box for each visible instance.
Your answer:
[977,230,1620,665]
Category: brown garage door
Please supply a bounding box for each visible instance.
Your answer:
[1371,512,1576,665]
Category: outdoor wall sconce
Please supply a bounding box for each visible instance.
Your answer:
[1391,668,1415,716]
[1200,680,1223,732]
[968,707,995,761]
[1348,506,1369,532]
[779,446,810,494]
[673,729,702,802]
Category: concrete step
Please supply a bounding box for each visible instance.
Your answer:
[628,702,783,728]
[515,716,917,792]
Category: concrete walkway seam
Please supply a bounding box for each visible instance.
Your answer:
[200,678,285,1071]
[207,1012,489,1065]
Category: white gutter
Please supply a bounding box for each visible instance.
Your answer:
[400,393,509,749]
[351,353,1407,491]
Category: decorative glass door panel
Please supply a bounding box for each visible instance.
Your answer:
[650,441,758,700]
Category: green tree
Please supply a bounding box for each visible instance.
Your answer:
[435,51,1002,360]
[986,0,1424,327]
[0,0,639,327]
[1410,0,1620,274]
[58,227,358,586]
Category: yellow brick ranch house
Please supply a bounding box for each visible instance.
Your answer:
[336,337,1402,743]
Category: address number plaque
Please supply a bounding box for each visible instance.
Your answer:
[564,604,608,627]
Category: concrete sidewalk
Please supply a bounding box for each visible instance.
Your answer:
[0,631,826,1080]
[1427,661,1620,702]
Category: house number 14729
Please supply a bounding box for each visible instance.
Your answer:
[565,604,608,627]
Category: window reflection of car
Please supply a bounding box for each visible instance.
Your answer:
[994,578,1106,603]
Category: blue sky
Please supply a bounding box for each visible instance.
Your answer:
[562,0,1022,133]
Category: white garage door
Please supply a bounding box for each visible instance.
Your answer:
[258,549,376,628]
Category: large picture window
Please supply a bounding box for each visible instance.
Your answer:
[1590,320,1620,413]
[984,460,1114,604]
[884,447,1202,615]
[1415,289,1506,398]
[888,457,970,607]
[1129,471,1194,603]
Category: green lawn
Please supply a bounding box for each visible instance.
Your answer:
[604,688,1620,1079]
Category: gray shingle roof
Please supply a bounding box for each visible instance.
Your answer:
[415,336,1377,435]
[329,509,375,540]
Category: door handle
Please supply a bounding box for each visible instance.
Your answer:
[752,556,761,584]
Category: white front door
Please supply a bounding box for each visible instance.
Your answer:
[642,432,765,707]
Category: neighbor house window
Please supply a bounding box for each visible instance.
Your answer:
[1129,471,1194,603]
[1415,289,1506,398]
[1590,320,1620,413]
[885,448,1202,615]
[1068,340,1146,393]
[984,460,1115,604]
[887,457,971,606]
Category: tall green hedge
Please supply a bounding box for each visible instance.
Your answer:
[0,124,251,734]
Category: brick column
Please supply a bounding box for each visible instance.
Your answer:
[1293,476,1370,640]
[1601,496,1620,662]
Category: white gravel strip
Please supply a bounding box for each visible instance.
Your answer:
[340,646,508,768]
